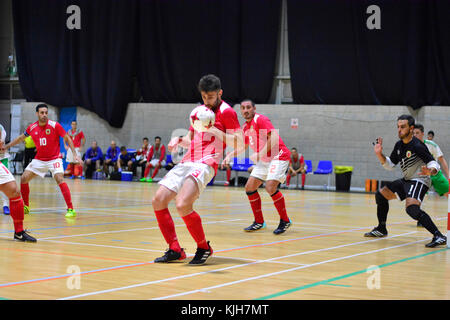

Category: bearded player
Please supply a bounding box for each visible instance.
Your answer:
[3,104,82,218]
[224,99,292,234]
[151,74,243,265]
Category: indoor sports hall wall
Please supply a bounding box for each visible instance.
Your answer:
[18,102,449,190]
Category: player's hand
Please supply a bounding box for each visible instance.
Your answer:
[419,165,436,176]
[250,152,259,164]
[168,137,180,152]
[373,137,383,154]
[75,155,83,165]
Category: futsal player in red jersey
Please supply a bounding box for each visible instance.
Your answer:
[0,140,36,242]
[151,74,244,264]
[64,120,85,178]
[224,99,292,234]
[3,104,82,218]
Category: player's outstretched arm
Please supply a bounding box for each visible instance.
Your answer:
[63,134,83,164]
[3,133,26,150]
[438,156,449,179]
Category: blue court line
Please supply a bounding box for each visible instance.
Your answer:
[256,247,448,300]
[111,239,123,242]
[0,261,153,288]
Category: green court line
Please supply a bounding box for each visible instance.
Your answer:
[256,247,448,300]
[322,283,352,288]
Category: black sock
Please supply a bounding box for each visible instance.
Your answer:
[418,212,440,236]
[375,191,388,230]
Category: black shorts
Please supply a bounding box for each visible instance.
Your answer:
[385,178,428,202]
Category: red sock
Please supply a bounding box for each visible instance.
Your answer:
[20,183,30,207]
[67,163,74,175]
[271,190,289,222]
[286,175,291,186]
[247,191,264,223]
[154,208,181,252]
[182,211,208,249]
[151,166,159,179]
[143,165,151,178]
[301,173,306,187]
[58,182,73,210]
[226,168,231,182]
[74,164,82,177]
[9,196,24,233]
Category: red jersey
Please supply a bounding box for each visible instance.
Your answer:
[290,153,304,170]
[243,113,290,162]
[25,120,66,161]
[68,129,85,148]
[182,101,241,173]
[147,144,166,162]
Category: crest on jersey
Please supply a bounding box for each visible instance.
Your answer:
[406,150,412,158]
[46,129,51,135]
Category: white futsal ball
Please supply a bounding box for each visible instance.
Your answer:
[189,106,215,132]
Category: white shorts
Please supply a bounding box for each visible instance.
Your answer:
[159,162,215,195]
[0,162,15,185]
[250,160,289,183]
[148,159,166,167]
[25,158,65,178]
[66,148,81,163]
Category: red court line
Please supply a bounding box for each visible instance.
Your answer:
[0,247,144,264]
[0,216,444,289]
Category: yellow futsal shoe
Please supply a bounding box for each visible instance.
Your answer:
[65,208,77,218]
[24,205,30,215]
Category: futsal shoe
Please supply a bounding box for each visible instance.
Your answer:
[65,208,77,218]
[273,219,291,235]
[14,230,37,242]
[140,177,147,182]
[244,222,266,232]
[146,178,153,183]
[3,206,10,215]
[24,205,30,215]
[425,233,447,248]
[189,241,213,265]
[154,248,186,263]
[364,227,388,237]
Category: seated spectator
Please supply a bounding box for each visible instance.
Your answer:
[83,141,103,179]
[140,136,166,182]
[104,140,120,176]
[286,147,306,189]
[165,136,186,171]
[133,137,150,178]
[119,146,136,172]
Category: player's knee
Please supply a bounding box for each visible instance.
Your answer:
[375,190,388,205]
[175,198,191,214]
[405,204,422,220]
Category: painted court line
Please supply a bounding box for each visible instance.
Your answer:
[58,232,416,300]
[151,237,437,300]
[256,247,449,300]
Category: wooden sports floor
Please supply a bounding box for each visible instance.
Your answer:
[0,177,448,300]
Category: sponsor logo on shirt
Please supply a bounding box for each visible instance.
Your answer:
[46,129,51,135]
[406,151,412,158]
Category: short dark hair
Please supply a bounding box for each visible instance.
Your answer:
[198,74,221,92]
[397,114,415,127]
[241,99,255,107]
[414,123,424,133]
[291,147,297,152]
[36,104,48,112]
[143,137,149,141]
[155,136,161,141]
[120,146,127,152]
[427,130,434,136]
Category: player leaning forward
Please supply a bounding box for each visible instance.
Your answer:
[0,139,36,242]
[151,74,244,265]
[365,114,446,248]
[3,104,82,218]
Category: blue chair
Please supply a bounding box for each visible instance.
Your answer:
[127,148,137,158]
[313,160,333,190]
[166,154,172,164]
[231,157,254,186]
[304,160,313,174]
